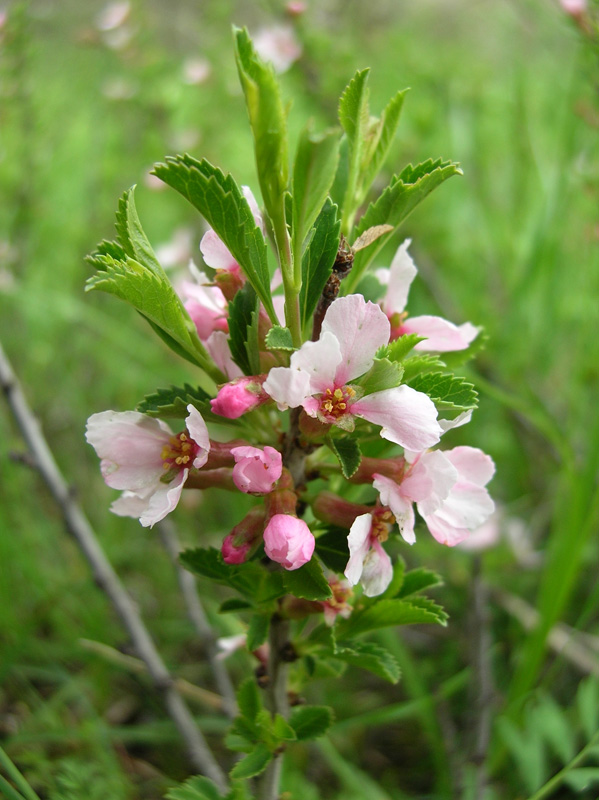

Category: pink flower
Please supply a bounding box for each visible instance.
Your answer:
[345,511,394,597]
[373,446,495,547]
[200,186,264,285]
[377,240,479,352]
[253,24,302,73]
[211,376,268,419]
[263,514,315,570]
[178,264,230,340]
[230,445,283,494]
[263,294,442,451]
[321,576,353,626]
[85,405,209,527]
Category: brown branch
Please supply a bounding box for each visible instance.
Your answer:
[0,340,228,792]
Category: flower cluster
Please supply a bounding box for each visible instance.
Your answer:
[87,230,494,600]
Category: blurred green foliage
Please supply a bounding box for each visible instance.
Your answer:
[1,0,598,797]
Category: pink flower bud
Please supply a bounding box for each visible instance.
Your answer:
[222,507,265,564]
[231,445,282,494]
[263,514,315,571]
[210,377,267,419]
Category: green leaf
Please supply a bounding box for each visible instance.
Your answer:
[290,705,335,741]
[337,597,448,638]
[233,27,288,225]
[228,282,260,375]
[355,357,403,395]
[532,695,576,764]
[219,598,253,613]
[282,558,332,601]
[563,768,599,793]
[357,89,408,207]
[180,548,263,599]
[292,125,341,254]
[576,678,599,740]
[272,714,297,743]
[136,384,212,419]
[114,187,164,276]
[315,528,350,573]
[152,154,276,322]
[334,641,401,683]
[86,254,222,379]
[339,68,371,230]
[379,333,426,363]
[246,614,270,652]
[236,677,262,722]
[398,567,443,598]
[229,743,273,780]
[327,435,362,479]
[300,199,340,331]
[265,325,295,352]
[345,158,462,291]
[165,776,223,800]
[401,354,446,381]
[408,372,478,411]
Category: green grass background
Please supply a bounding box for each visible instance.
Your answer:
[1,0,598,797]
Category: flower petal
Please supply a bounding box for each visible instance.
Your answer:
[383,239,416,315]
[290,331,342,394]
[263,365,313,410]
[139,468,188,528]
[444,446,495,487]
[402,450,458,515]
[401,315,479,352]
[321,295,390,384]
[205,331,244,380]
[185,405,210,468]
[352,385,441,450]
[360,539,393,597]
[199,229,239,271]
[372,474,416,544]
[344,513,373,586]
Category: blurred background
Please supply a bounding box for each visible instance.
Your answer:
[1,1,598,797]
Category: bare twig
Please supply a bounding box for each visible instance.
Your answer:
[158,518,238,718]
[0,340,228,792]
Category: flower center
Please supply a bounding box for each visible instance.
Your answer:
[319,386,355,420]
[161,432,197,470]
[371,509,395,543]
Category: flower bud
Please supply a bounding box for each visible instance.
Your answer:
[221,507,265,565]
[211,377,267,419]
[263,514,315,570]
[231,445,282,494]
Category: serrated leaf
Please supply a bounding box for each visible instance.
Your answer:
[401,353,446,381]
[137,384,212,419]
[234,27,288,226]
[272,714,297,743]
[315,528,350,573]
[576,678,599,740]
[564,768,599,793]
[246,614,270,652]
[228,282,260,375]
[230,743,273,780]
[115,187,164,276]
[345,158,462,291]
[337,597,448,638]
[357,88,408,207]
[282,558,332,601]
[398,567,443,598]
[300,199,340,331]
[152,154,276,322]
[292,125,340,256]
[180,548,263,599]
[86,254,221,379]
[379,333,426,362]
[237,677,262,722]
[265,325,295,351]
[339,68,371,231]
[408,372,478,411]
[334,641,401,683]
[290,705,334,740]
[327,435,361,479]
[355,357,403,395]
[165,776,223,800]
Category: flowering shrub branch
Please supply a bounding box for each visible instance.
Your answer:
[84,26,494,798]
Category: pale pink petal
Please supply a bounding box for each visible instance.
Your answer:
[290,332,342,393]
[423,513,470,547]
[139,468,188,528]
[402,450,458,515]
[344,513,373,586]
[444,446,495,487]
[86,411,171,491]
[439,410,473,433]
[211,377,266,418]
[242,186,265,232]
[372,474,416,544]
[424,482,495,532]
[231,445,282,494]
[253,24,302,73]
[360,539,393,597]
[205,331,244,380]
[272,294,286,326]
[402,315,479,352]
[263,515,315,570]
[352,385,441,450]
[263,365,312,410]
[321,295,390,384]
[199,229,239,271]
[185,405,210,468]
[457,514,501,552]
[110,489,153,518]
[384,239,416,315]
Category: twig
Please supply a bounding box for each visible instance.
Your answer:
[493,588,599,676]
[0,340,228,792]
[79,639,224,710]
[157,518,238,718]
